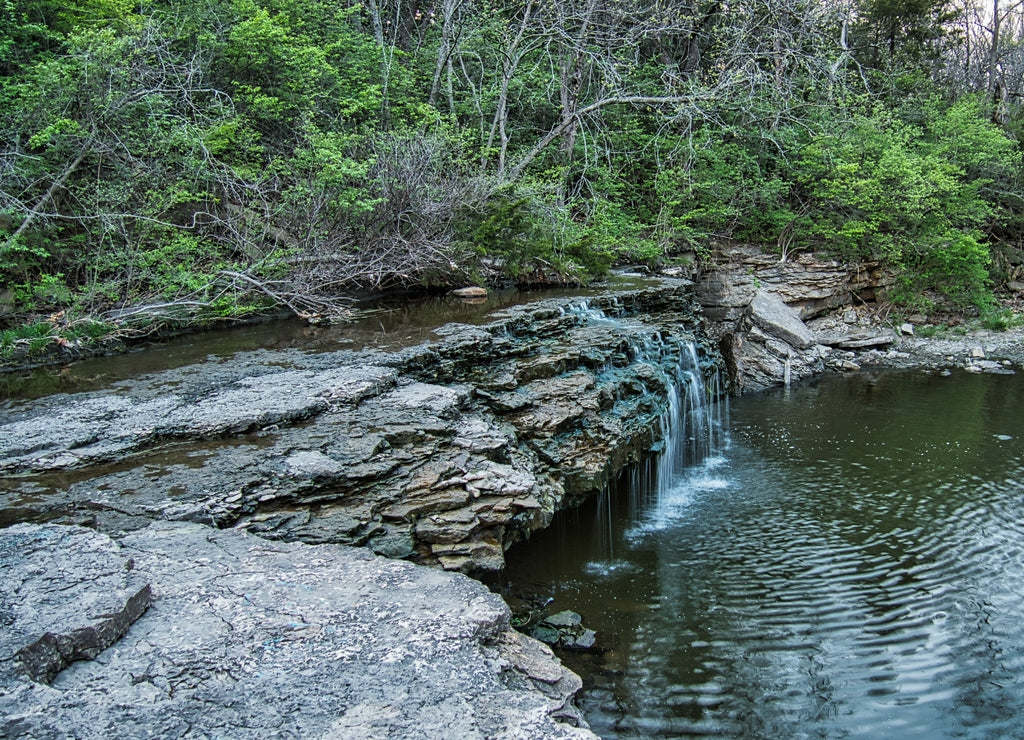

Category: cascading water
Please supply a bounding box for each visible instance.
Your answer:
[564,299,727,562]
[506,369,1024,740]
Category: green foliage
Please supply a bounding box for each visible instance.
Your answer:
[979,307,1024,332]
[654,131,796,252]
[914,323,946,337]
[796,99,1019,308]
[0,0,1022,340]
[459,187,613,283]
[0,234,50,279]
[582,200,661,268]
[0,316,115,360]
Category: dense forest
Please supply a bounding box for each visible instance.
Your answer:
[1,0,1023,352]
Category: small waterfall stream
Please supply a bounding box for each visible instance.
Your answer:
[560,298,727,567]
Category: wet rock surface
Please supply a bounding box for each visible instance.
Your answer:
[0,281,719,574]
[1,522,595,739]
[530,611,598,651]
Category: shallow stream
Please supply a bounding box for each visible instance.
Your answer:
[504,369,1024,739]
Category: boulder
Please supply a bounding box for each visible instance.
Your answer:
[719,291,825,393]
[747,290,815,349]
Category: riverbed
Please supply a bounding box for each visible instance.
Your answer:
[503,369,1024,739]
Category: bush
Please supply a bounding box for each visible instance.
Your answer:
[797,98,1020,308]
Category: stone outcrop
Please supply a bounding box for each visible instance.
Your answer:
[719,289,828,393]
[695,246,900,392]
[0,280,721,573]
[1,522,595,739]
[695,246,1024,392]
[695,244,896,324]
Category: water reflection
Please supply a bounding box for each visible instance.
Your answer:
[503,370,1024,739]
[0,283,618,401]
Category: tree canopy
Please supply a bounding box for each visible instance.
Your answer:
[1,0,1022,344]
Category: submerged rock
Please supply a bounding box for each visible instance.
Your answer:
[0,522,596,740]
[530,611,598,651]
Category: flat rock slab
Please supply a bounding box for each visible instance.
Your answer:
[0,365,398,472]
[0,523,594,740]
[747,290,815,349]
[0,524,151,686]
[816,331,896,350]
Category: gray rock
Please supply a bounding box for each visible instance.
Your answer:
[531,611,598,652]
[0,365,398,472]
[0,524,151,686]
[570,630,597,650]
[694,244,896,323]
[545,610,583,629]
[0,523,596,740]
[836,333,895,350]
[1,281,722,573]
[747,290,815,350]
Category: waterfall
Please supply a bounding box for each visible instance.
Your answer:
[566,298,727,563]
[646,339,725,501]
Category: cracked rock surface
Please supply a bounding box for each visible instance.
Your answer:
[1,522,595,740]
[1,281,719,573]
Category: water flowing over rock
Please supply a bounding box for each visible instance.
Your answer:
[0,279,720,737]
[0,279,721,574]
[1,522,595,739]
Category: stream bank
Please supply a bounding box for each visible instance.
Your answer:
[1,278,718,738]
[695,244,1024,391]
[3,258,1023,738]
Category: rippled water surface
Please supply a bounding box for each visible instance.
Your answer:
[504,370,1024,739]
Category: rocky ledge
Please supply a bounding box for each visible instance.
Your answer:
[0,280,719,574]
[696,245,1023,391]
[1,521,594,739]
[0,279,725,739]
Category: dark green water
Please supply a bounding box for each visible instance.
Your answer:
[503,370,1024,739]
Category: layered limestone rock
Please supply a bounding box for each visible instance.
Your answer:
[719,290,827,393]
[0,280,720,573]
[696,246,900,392]
[695,244,896,324]
[1,522,595,739]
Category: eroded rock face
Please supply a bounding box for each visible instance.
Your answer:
[0,522,595,740]
[0,280,721,573]
[695,244,896,323]
[696,247,898,393]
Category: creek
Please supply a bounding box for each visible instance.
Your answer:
[503,369,1024,739]
[5,279,1024,738]
[0,285,605,402]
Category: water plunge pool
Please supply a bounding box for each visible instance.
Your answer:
[502,369,1024,739]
